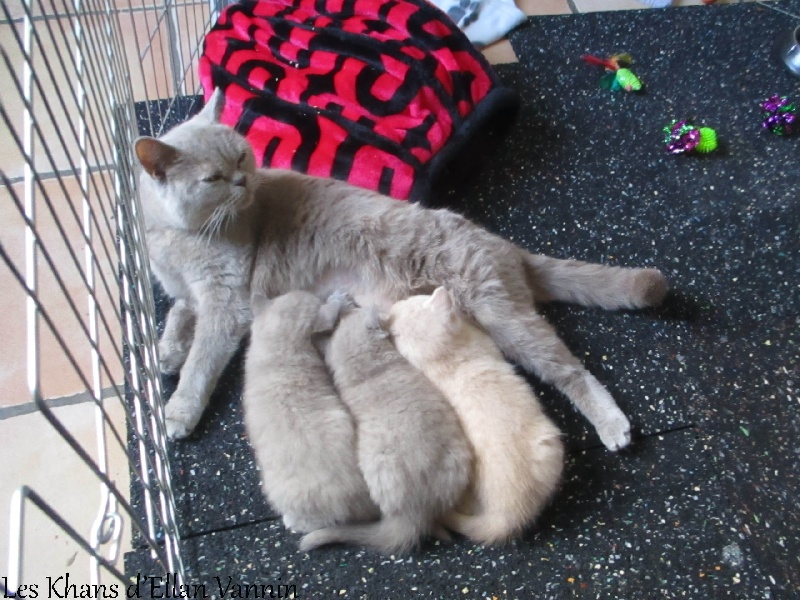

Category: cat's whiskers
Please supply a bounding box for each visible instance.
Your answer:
[198,206,224,243]
[199,198,238,244]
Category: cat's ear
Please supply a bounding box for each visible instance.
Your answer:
[195,88,225,125]
[250,291,272,315]
[134,137,178,183]
[426,287,454,314]
[427,287,460,331]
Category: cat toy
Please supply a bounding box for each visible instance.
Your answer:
[663,120,718,154]
[759,95,797,136]
[582,53,643,92]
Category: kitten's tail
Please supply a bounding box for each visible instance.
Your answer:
[299,515,426,555]
[517,250,668,310]
[444,430,565,546]
[441,510,520,546]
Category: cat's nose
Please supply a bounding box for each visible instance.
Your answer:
[232,173,247,187]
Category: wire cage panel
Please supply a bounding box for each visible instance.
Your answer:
[1,0,216,589]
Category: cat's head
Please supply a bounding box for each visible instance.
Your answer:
[134,89,257,233]
[387,287,461,362]
[250,290,322,337]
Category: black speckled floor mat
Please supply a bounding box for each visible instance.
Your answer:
[126,1,800,597]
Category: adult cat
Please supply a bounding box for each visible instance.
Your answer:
[135,89,668,448]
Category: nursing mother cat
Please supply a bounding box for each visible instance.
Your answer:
[134,88,668,448]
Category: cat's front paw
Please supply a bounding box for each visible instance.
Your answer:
[164,394,203,439]
[158,338,189,375]
[596,411,631,451]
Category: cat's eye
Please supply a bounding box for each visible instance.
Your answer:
[203,174,223,183]
[237,152,247,166]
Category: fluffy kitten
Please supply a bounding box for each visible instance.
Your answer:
[388,287,564,545]
[299,294,472,554]
[135,88,668,449]
[242,291,378,533]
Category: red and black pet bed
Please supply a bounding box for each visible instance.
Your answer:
[199,0,517,202]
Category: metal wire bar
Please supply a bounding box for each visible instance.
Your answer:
[2,0,131,251]
[1,0,193,582]
[173,3,212,94]
[0,241,176,564]
[0,115,129,408]
[7,487,128,588]
[1,178,181,516]
[0,51,170,437]
[0,38,126,332]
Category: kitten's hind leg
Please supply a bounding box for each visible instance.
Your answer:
[158,299,195,375]
[518,250,668,310]
[474,301,631,451]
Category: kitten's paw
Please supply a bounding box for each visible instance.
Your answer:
[158,339,189,375]
[596,411,631,451]
[164,394,203,439]
[281,514,319,534]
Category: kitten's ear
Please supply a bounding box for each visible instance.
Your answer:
[135,137,178,183]
[195,88,225,125]
[250,291,272,315]
[426,287,454,314]
[426,287,460,331]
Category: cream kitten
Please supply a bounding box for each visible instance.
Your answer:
[242,291,378,533]
[136,88,668,450]
[300,294,472,554]
[388,287,565,545]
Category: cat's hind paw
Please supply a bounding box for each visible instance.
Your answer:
[630,268,669,308]
[596,411,631,451]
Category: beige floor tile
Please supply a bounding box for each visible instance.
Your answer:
[518,0,573,15]
[0,16,126,180]
[2,0,24,20]
[0,185,28,408]
[0,400,132,585]
[0,172,124,407]
[0,19,76,180]
[2,0,69,20]
[2,0,203,20]
[172,2,214,94]
[482,38,519,64]
[114,0,206,11]
[117,8,174,101]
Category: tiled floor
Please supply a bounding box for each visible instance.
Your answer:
[0,0,765,589]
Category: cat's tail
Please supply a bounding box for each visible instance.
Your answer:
[299,515,426,555]
[516,250,668,310]
[444,428,565,546]
[441,510,519,546]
